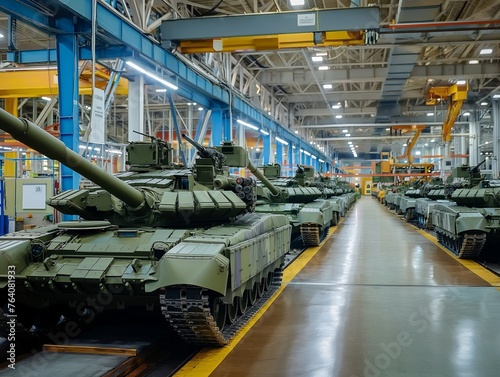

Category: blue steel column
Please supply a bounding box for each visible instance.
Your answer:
[56,17,79,198]
[275,142,283,164]
[288,144,294,176]
[211,107,223,146]
[263,133,271,164]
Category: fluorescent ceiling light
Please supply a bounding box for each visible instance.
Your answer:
[197,107,203,111]
[155,88,167,93]
[311,155,317,159]
[318,66,329,71]
[275,136,289,145]
[468,60,479,64]
[300,149,304,153]
[290,0,305,5]
[237,119,259,130]
[342,129,348,133]
[456,80,467,85]
[106,149,123,155]
[426,112,434,116]
[294,130,299,134]
[492,94,500,99]
[311,56,323,62]
[126,61,178,90]
[332,104,341,109]
[348,141,353,144]
[304,151,311,156]
[403,143,407,147]
[385,128,390,131]
[462,111,471,116]
[41,96,52,101]
[260,129,270,135]
[424,143,428,146]
[0,33,4,38]
[481,102,488,106]
[335,115,343,119]
[480,48,493,55]
[431,139,435,142]
[323,84,333,89]
[319,159,324,163]
[415,151,421,156]
[345,133,351,137]
[316,52,327,56]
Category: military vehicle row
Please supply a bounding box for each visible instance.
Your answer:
[0,108,355,347]
[376,162,500,260]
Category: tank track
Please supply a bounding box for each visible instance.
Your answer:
[436,230,487,259]
[160,268,283,346]
[300,224,323,246]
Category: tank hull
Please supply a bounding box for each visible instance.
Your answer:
[0,213,291,345]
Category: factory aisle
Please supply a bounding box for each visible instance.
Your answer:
[209,196,500,377]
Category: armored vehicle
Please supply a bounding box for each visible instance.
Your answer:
[432,161,500,259]
[255,164,335,245]
[258,164,338,235]
[0,108,292,346]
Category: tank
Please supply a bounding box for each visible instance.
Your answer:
[253,164,334,246]
[0,107,292,346]
[431,161,500,259]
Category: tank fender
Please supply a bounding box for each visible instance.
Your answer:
[145,242,229,295]
[0,239,30,288]
[456,213,488,234]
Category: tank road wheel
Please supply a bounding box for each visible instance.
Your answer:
[239,290,249,315]
[249,283,259,305]
[264,272,273,291]
[227,299,239,324]
[211,296,227,330]
[257,279,265,298]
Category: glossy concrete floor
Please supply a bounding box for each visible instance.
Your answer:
[210,197,500,377]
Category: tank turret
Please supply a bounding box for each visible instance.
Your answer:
[183,134,286,199]
[0,108,146,211]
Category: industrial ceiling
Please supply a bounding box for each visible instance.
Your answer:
[0,0,499,162]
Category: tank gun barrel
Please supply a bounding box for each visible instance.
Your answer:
[469,159,486,174]
[0,108,144,208]
[247,162,280,196]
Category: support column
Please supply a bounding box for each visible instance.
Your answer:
[263,132,271,165]
[211,107,228,146]
[460,125,468,165]
[237,118,246,148]
[288,144,293,176]
[128,76,144,141]
[56,17,80,194]
[275,142,283,165]
[469,121,480,167]
[492,101,500,178]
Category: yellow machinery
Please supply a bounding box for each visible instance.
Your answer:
[0,65,128,98]
[390,125,434,174]
[426,83,468,142]
[178,31,367,53]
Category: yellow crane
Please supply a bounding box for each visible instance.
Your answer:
[426,82,468,142]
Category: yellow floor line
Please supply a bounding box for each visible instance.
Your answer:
[173,219,345,377]
[411,224,500,287]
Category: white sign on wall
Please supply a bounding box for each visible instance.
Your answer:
[22,184,46,210]
[90,87,105,144]
[297,13,316,27]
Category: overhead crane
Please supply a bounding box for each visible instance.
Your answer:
[0,65,128,98]
[426,82,468,143]
[160,7,380,53]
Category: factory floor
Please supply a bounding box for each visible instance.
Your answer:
[179,196,500,377]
